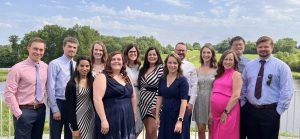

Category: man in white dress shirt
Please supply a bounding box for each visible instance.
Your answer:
[174,42,198,139]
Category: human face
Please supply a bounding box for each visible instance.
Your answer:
[63,42,78,59]
[93,44,103,60]
[167,56,179,74]
[110,54,123,71]
[201,47,212,64]
[128,47,138,62]
[147,50,158,65]
[174,44,187,60]
[257,41,273,59]
[27,42,45,63]
[222,53,235,69]
[231,40,245,56]
[77,60,90,77]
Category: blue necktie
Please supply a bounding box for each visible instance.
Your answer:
[35,64,43,102]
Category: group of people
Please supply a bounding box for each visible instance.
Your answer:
[3,35,294,139]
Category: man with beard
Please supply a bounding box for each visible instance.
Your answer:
[174,42,197,139]
[47,37,79,139]
[240,36,294,139]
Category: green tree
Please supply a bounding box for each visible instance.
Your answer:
[8,35,20,60]
[0,45,18,67]
[166,44,174,51]
[214,38,230,53]
[245,41,256,54]
[192,42,201,50]
[274,38,297,53]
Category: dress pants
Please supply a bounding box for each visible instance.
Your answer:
[241,102,280,139]
[13,104,46,139]
[50,99,72,139]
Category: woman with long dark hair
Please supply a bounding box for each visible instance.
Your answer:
[66,56,95,139]
[138,47,163,139]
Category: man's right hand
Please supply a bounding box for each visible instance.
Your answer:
[53,112,61,120]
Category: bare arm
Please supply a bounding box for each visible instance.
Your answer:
[93,73,109,134]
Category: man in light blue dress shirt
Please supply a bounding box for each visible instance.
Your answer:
[240,36,294,139]
[47,37,79,139]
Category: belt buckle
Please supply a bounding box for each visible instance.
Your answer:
[33,105,36,109]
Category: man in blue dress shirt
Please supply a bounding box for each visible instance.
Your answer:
[230,36,251,73]
[240,36,294,139]
[47,37,79,139]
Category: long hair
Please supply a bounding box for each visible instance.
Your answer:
[200,43,217,68]
[138,47,163,89]
[70,56,94,90]
[90,41,108,65]
[163,53,183,78]
[123,43,141,68]
[104,51,131,85]
[215,50,239,79]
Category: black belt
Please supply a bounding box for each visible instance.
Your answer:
[250,103,277,109]
[19,103,45,109]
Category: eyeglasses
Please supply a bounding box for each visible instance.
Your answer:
[266,74,272,86]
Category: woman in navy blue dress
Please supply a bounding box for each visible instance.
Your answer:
[156,53,189,139]
[93,51,137,139]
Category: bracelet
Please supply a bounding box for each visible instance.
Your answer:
[177,117,183,122]
[224,109,229,114]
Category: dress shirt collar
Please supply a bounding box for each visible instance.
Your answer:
[258,55,273,63]
[62,54,73,63]
[25,57,40,65]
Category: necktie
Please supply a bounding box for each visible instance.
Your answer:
[35,64,43,102]
[70,61,74,77]
[254,60,266,99]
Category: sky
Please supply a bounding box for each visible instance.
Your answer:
[0,0,300,46]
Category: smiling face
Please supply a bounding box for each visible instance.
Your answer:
[222,53,235,69]
[231,40,245,56]
[63,42,78,59]
[147,50,158,65]
[27,42,45,63]
[257,40,273,59]
[201,47,213,64]
[128,47,138,62]
[167,56,179,74]
[110,54,123,71]
[77,59,91,77]
[93,43,104,60]
[174,43,187,60]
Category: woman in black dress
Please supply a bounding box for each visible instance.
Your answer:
[93,51,137,139]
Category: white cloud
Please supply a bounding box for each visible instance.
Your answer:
[210,6,224,16]
[120,6,171,21]
[81,3,116,15]
[0,23,12,28]
[4,1,12,6]
[160,0,191,8]
[287,0,300,5]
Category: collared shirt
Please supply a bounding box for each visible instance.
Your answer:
[240,56,294,115]
[4,58,48,117]
[238,55,251,73]
[181,59,198,105]
[47,55,75,113]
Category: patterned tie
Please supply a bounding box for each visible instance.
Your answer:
[35,64,43,102]
[254,60,266,99]
[70,61,74,77]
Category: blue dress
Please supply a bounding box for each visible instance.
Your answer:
[157,76,189,139]
[94,74,136,139]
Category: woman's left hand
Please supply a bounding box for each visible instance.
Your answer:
[174,121,182,134]
[220,112,227,123]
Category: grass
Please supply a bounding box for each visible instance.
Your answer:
[0,69,8,82]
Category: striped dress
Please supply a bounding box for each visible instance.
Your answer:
[75,87,95,139]
[139,64,164,119]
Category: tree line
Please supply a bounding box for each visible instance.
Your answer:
[0,24,299,71]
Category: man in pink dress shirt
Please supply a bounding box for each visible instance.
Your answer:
[4,37,48,139]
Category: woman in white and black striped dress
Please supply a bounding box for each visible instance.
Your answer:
[66,56,95,139]
[138,47,163,139]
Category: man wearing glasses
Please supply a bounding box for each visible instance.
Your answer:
[240,36,294,139]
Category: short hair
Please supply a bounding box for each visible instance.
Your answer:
[175,42,186,49]
[27,37,45,48]
[230,36,245,46]
[256,36,273,46]
[63,37,79,47]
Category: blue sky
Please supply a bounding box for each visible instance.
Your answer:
[1,0,300,46]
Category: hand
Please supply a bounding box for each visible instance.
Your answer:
[220,112,227,123]
[174,121,182,134]
[186,103,193,116]
[72,130,81,139]
[53,112,61,120]
[208,113,213,125]
[101,120,109,135]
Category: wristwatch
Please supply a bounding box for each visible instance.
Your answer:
[178,117,183,122]
[224,109,229,114]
